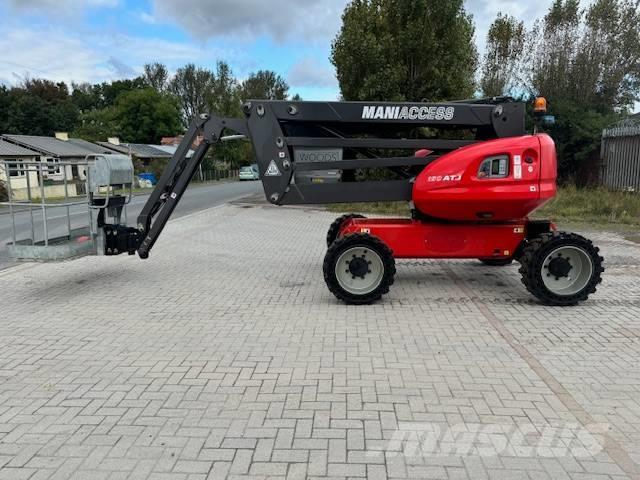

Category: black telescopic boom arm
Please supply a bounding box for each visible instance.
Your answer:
[103,113,249,259]
[102,98,525,259]
[136,115,248,258]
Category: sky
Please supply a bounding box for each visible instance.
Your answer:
[0,0,589,101]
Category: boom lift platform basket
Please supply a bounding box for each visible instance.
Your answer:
[100,97,604,305]
[1,155,133,261]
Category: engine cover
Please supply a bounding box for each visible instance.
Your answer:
[412,134,557,222]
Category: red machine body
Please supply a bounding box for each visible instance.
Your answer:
[340,219,527,259]
[339,134,557,260]
[413,133,557,222]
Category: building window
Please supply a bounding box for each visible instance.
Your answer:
[43,158,61,176]
[6,161,25,177]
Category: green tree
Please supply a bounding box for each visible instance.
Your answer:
[574,0,640,111]
[522,0,640,181]
[206,62,247,169]
[22,78,70,102]
[546,100,621,181]
[71,78,146,111]
[0,85,9,133]
[72,107,117,142]
[99,78,146,108]
[331,0,477,101]
[71,82,102,112]
[527,0,640,111]
[239,70,289,100]
[111,88,181,143]
[480,14,525,97]
[3,80,79,136]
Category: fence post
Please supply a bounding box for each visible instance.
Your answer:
[3,162,17,246]
[64,165,71,239]
[26,164,35,245]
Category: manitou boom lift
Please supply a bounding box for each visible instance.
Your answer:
[99,97,604,305]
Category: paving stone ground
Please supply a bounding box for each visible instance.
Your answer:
[0,202,639,480]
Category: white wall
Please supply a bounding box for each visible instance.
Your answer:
[0,156,39,192]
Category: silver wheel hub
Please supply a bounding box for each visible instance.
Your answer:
[335,247,384,295]
[541,246,593,296]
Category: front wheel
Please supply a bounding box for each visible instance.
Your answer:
[519,232,604,305]
[323,233,395,305]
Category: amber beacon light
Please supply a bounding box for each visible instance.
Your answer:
[534,96,548,114]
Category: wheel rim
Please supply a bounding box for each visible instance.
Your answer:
[335,246,385,295]
[541,246,593,296]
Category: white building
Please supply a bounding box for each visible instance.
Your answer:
[0,139,40,199]
[0,134,119,199]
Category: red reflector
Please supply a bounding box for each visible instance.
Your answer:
[415,149,433,158]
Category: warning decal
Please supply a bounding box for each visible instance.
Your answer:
[514,165,522,179]
[513,155,522,179]
[265,160,281,177]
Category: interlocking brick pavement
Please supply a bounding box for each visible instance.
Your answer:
[1,202,639,479]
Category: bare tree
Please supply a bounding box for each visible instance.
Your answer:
[143,63,170,93]
[208,61,240,116]
[480,14,525,97]
[527,0,583,102]
[573,0,640,110]
[169,64,215,126]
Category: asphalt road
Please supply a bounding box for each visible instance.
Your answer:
[0,180,261,270]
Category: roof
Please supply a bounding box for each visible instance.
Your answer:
[96,142,172,159]
[161,135,204,148]
[66,138,120,155]
[153,144,193,158]
[603,114,640,139]
[2,134,108,158]
[0,139,39,157]
[161,136,182,146]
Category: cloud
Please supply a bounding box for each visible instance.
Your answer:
[149,0,557,52]
[139,11,157,25]
[288,58,337,89]
[0,25,234,87]
[151,0,347,42]
[107,57,136,78]
[0,27,112,85]
[6,0,119,12]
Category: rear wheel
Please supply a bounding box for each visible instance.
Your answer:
[326,214,366,247]
[479,258,513,267]
[323,233,395,305]
[519,232,604,305]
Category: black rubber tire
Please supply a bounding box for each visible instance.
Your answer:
[479,258,514,267]
[519,231,604,306]
[326,214,366,247]
[323,233,396,305]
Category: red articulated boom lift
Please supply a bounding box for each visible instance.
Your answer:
[98,96,604,305]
